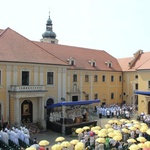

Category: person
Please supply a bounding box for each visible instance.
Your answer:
[33,137,38,144]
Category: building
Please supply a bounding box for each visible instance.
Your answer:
[0,13,149,128]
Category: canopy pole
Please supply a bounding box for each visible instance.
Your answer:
[62,105,66,136]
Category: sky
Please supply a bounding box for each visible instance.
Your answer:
[1,0,150,58]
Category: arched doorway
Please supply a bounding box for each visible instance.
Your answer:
[21,100,33,123]
[46,98,54,127]
[148,101,150,115]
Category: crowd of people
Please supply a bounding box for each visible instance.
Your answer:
[75,119,150,150]
[96,104,133,119]
[0,125,30,146]
[137,112,150,127]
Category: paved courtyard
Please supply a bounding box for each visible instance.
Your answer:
[30,111,138,148]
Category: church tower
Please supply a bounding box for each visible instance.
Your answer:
[41,12,58,44]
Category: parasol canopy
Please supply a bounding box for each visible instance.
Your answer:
[51,144,62,150]
[74,142,84,150]
[83,126,90,131]
[70,139,79,145]
[137,137,147,143]
[61,141,71,148]
[26,147,36,150]
[55,137,65,142]
[129,144,139,150]
[113,135,122,141]
[39,140,49,146]
[95,138,106,143]
[127,139,137,143]
[76,128,83,134]
[138,143,147,149]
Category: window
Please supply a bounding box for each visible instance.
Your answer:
[85,94,89,100]
[71,60,75,65]
[0,70,1,85]
[102,75,105,82]
[94,93,98,99]
[22,71,29,85]
[135,83,138,90]
[108,63,112,68]
[85,75,89,82]
[0,104,1,120]
[135,75,138,79]
[51,41,55,44]
[73,74,77,82]
[94,75,98,82]
[111,93,114,99]
[119,76,122,82]
[148,81,150,89]
[111,75,114,82]
[92,61,96,67]
[47,72,54,85]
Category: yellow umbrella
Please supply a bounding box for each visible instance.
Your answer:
[140,127,147,133]
[107,128,114,133]
[108,120,114,124]
[108,132,115,138]
[105,124,111,129]
[51,144,62,150]
[141,123,147,126]
[100,128,107,133]
[146,129,150,135]
[93,129,99,135]
[75,142,84,150]
[137,137,147,143]
[70,139,79,145]
[144,141,150,148]
[26,147,36,150]
[134,124,141,129]
[129,144,139,150]
[138,143,147,148]
[133,121,140,124]
[90,127,96,131]
[129,126,136,131]
[113,120,119,124]
[76,128,83,134]
[114,130,121,134]
[94,126,101,130]
[98,132,107,137]
[61,141,71,148]
[125,120,131,123]
[83,126,90,131]
[127,139,137,143]
[113,135,122,141]
[95,138,106,143]
[122,128,129,133]
[39,140,49,146]
[120,119,127,122]
[55,137,65,142]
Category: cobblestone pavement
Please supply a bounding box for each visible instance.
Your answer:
[30,111,138,149]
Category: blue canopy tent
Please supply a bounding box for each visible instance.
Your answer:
[45,99,100,109]
[134,90,150,96]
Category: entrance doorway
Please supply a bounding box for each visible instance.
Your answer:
[72,96,78,101]
[21,100,33,123]
[148,101,150,114]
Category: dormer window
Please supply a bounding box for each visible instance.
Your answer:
[71,60,75,65]
[105,60,112,68]
[89,59,96,67]
[67,57,75,65]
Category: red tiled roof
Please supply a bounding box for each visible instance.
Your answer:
[118,51,150,71]
[34,41,122,71]
[0,28,68,66]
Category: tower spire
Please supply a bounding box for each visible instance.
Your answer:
[40,12,58,44]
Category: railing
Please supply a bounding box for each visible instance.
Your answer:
[10,85,45,92]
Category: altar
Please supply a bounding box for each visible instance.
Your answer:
[45,99,100,135]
